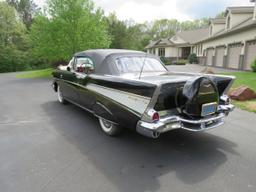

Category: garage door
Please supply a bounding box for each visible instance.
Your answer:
[206,48,214,66]
[215,46,225,67]
[227,43,242,69]
[244,40,256,70]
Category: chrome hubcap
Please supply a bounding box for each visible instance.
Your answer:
[58,87,63,102]
[102,119,112,129]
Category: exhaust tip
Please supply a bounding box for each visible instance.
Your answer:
[152,131,160,138]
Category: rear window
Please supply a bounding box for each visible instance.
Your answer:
[115,57,167,74]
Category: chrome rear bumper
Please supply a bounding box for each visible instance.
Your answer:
[136,104,235,138]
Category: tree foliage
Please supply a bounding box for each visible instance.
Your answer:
[0,2,29,72]
[6,0,38,29]
[105,15,210,51]
[1,0,212,73]
[30,0,110,63]
[143,18,209,41]
[105,13,150,50]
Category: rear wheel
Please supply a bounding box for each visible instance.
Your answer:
[99,118,123,136]
[57,86,67,104]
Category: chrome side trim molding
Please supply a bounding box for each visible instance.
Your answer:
[64,98,119,125]
[65,98,93,113]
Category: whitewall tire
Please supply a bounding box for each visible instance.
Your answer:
[99,118,123,136]
[57,86,67,104]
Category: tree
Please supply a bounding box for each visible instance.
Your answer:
[17,0,38,28]
[5,0,18,9]
[30,0,110,63]
[105,13,127,49]
[105,13,152,50]
[150,19,178,40]
[216,11,226,18]
[0,2,28,72]
[6,0,38,29]
[0,2,26,47]
[148,18,210,40]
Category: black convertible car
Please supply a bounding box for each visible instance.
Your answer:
[52,49,235,138]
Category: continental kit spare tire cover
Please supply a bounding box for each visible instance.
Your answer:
[178,76,219,117]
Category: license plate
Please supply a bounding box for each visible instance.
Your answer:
[201,102,217,116]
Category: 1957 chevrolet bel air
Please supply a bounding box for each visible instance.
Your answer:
[52,49,235,138]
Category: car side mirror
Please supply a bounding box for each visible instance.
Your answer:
[67,66,71,71]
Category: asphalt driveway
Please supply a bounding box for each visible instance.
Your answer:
[0,72,256,192]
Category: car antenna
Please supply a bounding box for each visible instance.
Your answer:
[139,52,148,79]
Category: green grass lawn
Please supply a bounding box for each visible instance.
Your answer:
[232,100,256,113]
[222,71,256,113]
[222,71,256,91]
[16,68,53,78]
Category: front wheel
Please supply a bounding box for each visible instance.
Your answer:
[57,85,67,104]
[99,118,123,136]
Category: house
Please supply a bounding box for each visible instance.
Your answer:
[145,28,209,63]
[200,6,256,70]
[145,4,256,70]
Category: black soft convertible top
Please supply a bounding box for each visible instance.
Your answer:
[74,49,160,75]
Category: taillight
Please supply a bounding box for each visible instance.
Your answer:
[152,112,160,121]
[147,109,160,122]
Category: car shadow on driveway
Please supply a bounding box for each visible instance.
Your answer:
[41,101,239,192]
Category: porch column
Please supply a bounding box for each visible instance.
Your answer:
[177,47,180,61]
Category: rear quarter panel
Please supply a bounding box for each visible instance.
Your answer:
[84,75,158,130]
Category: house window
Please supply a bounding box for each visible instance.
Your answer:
[153,48,156,55]
[210,25,213,36]
[158,48,165,57]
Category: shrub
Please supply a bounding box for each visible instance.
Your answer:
[173,59,187,65]
[0,46,30,73]
[188,53,198,64]
[160,56,172,65]
[251,59,256,72]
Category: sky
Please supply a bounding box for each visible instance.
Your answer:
[34,0,254,22]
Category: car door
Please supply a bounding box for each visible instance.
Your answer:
[59,57,81,103]
[58,58,75,101]
[74,57,96,111]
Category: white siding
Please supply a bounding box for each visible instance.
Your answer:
[230,13,253,28]
[202,28,256,51]
[165,47,179,57]
[155,48,158,56]
[211,23,226,36]
[191,46,196,54]
[200,27,256,70]
[192,45,203,56]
